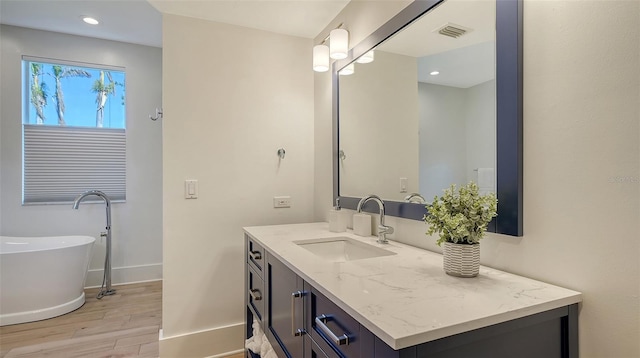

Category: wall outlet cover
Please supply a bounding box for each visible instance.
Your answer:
[273,196,291,208]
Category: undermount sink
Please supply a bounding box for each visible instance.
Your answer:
[294,236,396,262]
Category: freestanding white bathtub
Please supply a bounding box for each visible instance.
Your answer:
[0,235,95,326]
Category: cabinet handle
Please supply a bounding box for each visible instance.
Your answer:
[315,314,349,346]
[249,289,262,301]
[249,250,262,261]
[291,291,305,337]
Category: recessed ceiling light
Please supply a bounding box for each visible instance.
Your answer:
[82,16,99,25]
[430,71,440,76]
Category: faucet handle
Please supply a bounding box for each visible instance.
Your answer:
[379,225,394,235]
[377,224,394,244]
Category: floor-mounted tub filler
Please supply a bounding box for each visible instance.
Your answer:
[0,235,94,326]
[72,190,116,299]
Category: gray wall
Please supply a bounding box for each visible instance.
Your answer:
[0,25,163,285]
[340,50,419,201]
[418,80,496,200]
[419,82,468,199]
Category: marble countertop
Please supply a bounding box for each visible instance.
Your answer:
[244,222,582,350]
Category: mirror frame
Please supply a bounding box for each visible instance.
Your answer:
[333,0,523,236]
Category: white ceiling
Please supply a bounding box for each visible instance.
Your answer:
[376,0,495,88]
[0,0,350,48]
[147,0,350,39]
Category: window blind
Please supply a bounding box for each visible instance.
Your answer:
[23,124,126,204]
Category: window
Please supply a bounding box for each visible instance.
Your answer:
[22,57,126,204]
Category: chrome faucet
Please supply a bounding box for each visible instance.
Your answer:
[72,190,116,299]
[356,194,394,244]
[404,192,427,204]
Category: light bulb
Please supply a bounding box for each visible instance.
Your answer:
[356,50,375,64]
[339,63,355,76]
[313,45,330,72]
[330,28,349,60]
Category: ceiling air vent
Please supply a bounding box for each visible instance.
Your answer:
[434,23,473,39]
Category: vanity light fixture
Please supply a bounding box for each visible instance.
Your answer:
[430,71,440,76]
[313,44,330,72]
[339,63,355,76]
[330,28,349,60]
[82,16,99,25]
[356,50,375,64]
[313,24,349,72]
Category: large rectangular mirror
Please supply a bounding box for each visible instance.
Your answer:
[333,0,523,236]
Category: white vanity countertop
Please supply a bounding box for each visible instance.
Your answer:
[244,222,582,350]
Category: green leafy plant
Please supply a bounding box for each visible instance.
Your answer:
[424,182,498,246]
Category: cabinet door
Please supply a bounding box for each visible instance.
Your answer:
[265,252,305,358]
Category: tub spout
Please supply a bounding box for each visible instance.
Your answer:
[72,190,115,299]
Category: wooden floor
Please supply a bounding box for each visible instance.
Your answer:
[0,281,162,358]
[0,281,246,358]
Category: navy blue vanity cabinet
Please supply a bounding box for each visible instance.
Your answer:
[245,234,265,358]
[245,233,578,358]
[306,286,363,358]
[246,265,264,321]
[369,304,579,358]
[305,336,331,358]
[265,251,306,358]
[247,235,264,274]
[245,235,265,322]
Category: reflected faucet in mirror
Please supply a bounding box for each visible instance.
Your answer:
[356,195,394,244]
[404,193,427,204]
[333,0,523,236]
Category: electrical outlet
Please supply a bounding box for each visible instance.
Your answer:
[273,196,291,208]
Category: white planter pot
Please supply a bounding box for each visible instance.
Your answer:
[443,242,480,277]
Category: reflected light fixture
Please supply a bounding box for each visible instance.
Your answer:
[356,50,375,64]
[82,16,99,25]
[330,28,349,60]
[339,63,355,76]
[430,71,440,76]
[313,44,330,72]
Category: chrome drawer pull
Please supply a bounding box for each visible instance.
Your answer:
[291,291,306,337]
[249,289,262,301]
[315,314,349,346]
[249,250,262,260]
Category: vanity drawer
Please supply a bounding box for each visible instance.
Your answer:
[305,336,334,358]
[246,234,264,276]
[247,265,264,321]
[308,287,361,358]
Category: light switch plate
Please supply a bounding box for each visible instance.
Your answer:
[400,177,408,193]
[185,180,198,199]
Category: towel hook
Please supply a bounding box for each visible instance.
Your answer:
[149,108,163,121]
[277,148,286,159]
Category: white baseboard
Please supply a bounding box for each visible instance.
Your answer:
[159,322,244,358]
[85,263,162,287]
[205,349,246,358]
